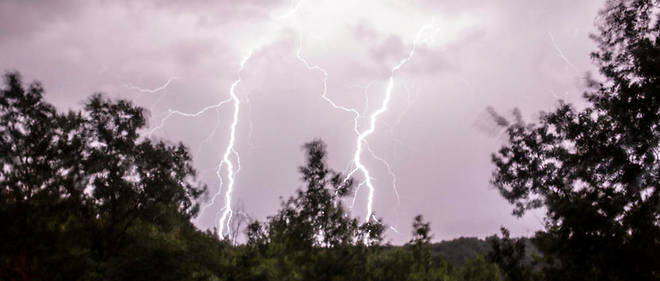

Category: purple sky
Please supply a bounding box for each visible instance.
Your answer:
[0,0,604,243]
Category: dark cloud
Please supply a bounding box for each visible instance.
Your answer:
[0,0,83,44]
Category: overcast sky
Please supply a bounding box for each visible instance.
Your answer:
[0,0,604,243]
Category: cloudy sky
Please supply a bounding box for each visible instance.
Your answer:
[0,0,604,243]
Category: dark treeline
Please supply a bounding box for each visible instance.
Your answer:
[1,0,658,280]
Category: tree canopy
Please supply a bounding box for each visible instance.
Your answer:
[491,0,658,280]
[0,72,227,280]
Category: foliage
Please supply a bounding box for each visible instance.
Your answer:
[0,72,227,280]
[457,256,503,281]
[431,237,492,266]
[491,0,659,280]
[487,228,537,281]
[240,142,469,281]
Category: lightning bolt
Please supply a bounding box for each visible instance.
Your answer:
[124,76,180,111]
[278,0,307,19]
[148,0,308,239]
[143,0,439,238]
[347,24,435,222]
[365,141,399,205]
[147,53,252,239]
[275,0,419,227]
[146,97,233,137]
[548,31,578,72]
[125,77,178,95]
[291,7,435,222]
[212,1,322,236]
[295,40,361,117]
[217,52,252,238]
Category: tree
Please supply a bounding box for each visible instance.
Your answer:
[487,228,535,281]
[0,72,220,280]
[243,139,383,281]
[490,1,658,280]
[405,215,451,281]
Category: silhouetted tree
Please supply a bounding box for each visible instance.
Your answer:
[487,228,535,281]
[404,215,452,281]
[0,72,229,280]
[491,1,658,280]
[243,140,385,280]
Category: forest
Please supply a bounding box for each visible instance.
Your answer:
[0,0,657,280]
